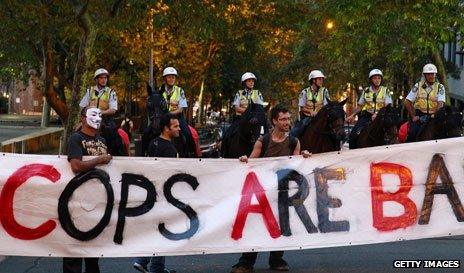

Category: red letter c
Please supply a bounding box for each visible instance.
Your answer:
[0,164,60,240]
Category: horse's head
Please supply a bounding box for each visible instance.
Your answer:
[241,102,267,144]
[375,105,401,144]
[436,106,463,138]
[146,82,167,127]
[317,98,347,142]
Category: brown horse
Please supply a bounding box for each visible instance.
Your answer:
[355,105,401,148]
[299,99,347,154]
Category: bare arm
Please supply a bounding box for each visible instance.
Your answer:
[293,139,301,155]
[293,139,311,158]
[347,105,363,122]
[69,155,112,173]
[101,109,116,116]
[170,107,184,115]
[301,105,317,116]
[249,140,262,158]
[404,99,416,119]
[239,139,262,162]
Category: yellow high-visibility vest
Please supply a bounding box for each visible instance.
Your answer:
[89,86,113,111]
[414,81,440,114]
[235,89,261,115]
[304,87,326,113]
[362,86,387,114]
[162,85,183,112]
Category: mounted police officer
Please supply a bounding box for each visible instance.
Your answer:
[79,68,118,129]
[403,63,446,141]
[224,72,264,139]
[159,66,196,157]
[290,70,330,138]
[347,69,393,148]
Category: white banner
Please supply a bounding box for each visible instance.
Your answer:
[1,138,464,257]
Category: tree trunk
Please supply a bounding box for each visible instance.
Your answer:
[197,78,205,124]
[63,0,94,154]
[42,33,69,122]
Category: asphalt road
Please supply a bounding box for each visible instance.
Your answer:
[1,237,463,273]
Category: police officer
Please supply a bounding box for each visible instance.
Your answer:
[403,63,446,141]
[160,66,196,157]
[79,68,118,128]
[232,72,264,118]
[290,70,330,138]
[224,72,264,140]
[347,69,392,148]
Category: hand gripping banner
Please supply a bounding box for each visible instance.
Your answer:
[0,138,464,257]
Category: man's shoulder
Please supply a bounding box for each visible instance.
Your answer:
[69,131,84,141]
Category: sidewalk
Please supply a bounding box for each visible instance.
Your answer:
[0,114,60,127]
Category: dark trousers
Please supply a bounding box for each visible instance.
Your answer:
[406,111,430,142]
[134,256,166,272]
[237,251,284,267]
[178,116,196,157]
[63,258,99,273]
[290,116,312,138]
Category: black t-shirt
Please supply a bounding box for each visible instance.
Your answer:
[147,137,178,158]
[67,131,108,161]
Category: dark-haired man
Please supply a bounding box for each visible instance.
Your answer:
[232,105,311,273]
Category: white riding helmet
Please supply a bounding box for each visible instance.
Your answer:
[163,67,178,77]
[241,72,257,83]
[422,63,438,74]
[308,70,325,81]
[368,69,383,79]
[94,68,109,79]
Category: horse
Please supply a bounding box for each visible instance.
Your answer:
[221,102,268,158]
[299,99,347,154]
[142,83,195,157]
[353,105,401,149]
[412,105,463,142]
[100,121,129,156]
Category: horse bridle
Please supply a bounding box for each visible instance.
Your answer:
[366,110,399,144]
[313,105,345,141]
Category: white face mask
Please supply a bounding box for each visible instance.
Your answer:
[86,108,102,129]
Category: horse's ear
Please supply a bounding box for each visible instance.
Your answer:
[340,98,348,106]
[146,82,152,95]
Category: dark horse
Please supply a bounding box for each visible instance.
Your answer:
[221,103,268,158]
[141,83,190,157]
[410,105,463,142]
[101,122,129,156]
[299,99,347,154]
[353,105,401,148]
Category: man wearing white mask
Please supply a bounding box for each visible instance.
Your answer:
[63,107,112,273]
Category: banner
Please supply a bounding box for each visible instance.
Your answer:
[1,138,464,257]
